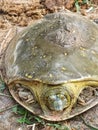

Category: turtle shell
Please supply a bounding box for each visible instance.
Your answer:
[4,11,98,84]
[3,11,98,121]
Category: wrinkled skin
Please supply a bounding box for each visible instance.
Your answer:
[2,11,98,121]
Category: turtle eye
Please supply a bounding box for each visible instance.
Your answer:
[49,95,56,100]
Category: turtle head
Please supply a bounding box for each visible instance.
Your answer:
[45,88,71,111]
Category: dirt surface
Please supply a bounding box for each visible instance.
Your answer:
[0,0,98,130]
[0,0,98,27]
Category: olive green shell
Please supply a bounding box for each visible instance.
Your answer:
[4,11,98,84]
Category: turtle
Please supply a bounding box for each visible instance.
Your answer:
[0,10,98,121]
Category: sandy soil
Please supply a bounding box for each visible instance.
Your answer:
[0,0,98,130]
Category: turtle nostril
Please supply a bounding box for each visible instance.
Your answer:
[53,99,64,111]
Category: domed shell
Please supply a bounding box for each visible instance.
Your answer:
[4,11,98,84]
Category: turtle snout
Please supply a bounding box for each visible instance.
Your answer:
[48,94,68,111]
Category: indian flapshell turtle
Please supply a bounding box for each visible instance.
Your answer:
[1,11,98,121]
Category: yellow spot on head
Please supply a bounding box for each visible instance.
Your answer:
[61,67,66,71]
[72,30,75,33]
[28,75,32,79]
[80,47,86,51]
[91,37,95,40]
[43,55,46,58]
[34,46,37,49]
[91,50,96,55]
[25,73,32,79]
[80,52,86,57]
[49,74,53,78]
[25,73,28,77]
[64,52,68,56]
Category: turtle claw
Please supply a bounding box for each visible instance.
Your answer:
[77,97,86,106]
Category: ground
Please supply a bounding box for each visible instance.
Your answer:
[0,0,98,130]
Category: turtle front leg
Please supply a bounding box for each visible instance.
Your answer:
[62,82,89,118]
[38,99,52,116]
[30,83,52,116]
